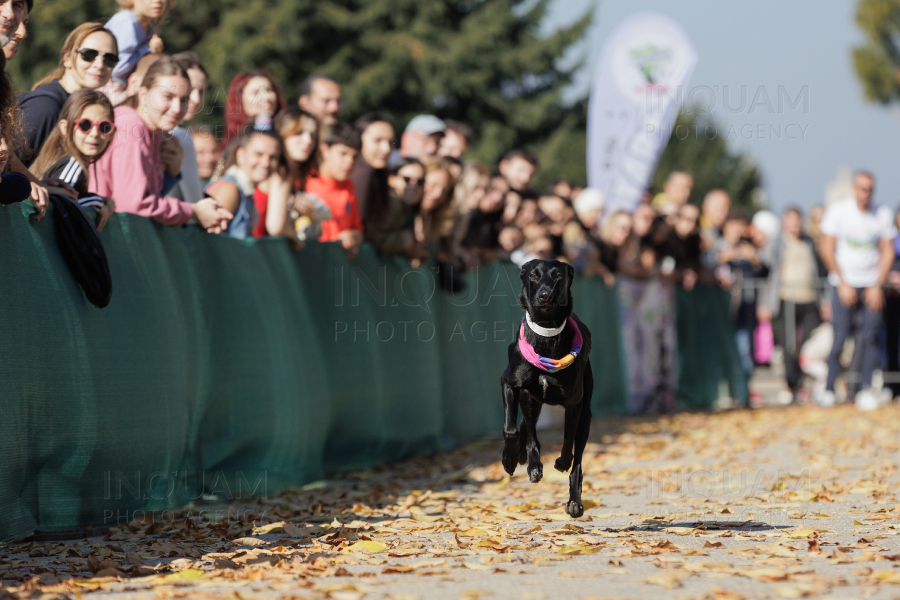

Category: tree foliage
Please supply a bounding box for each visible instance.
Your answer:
[852,0,900,104]
[652,107,763,210]
[8,0,591,169]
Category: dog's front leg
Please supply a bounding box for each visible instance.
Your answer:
[520,395,543,483]
[500,377,520,475]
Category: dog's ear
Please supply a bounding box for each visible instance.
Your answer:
[518,264,530,310]
[564,263,575,306]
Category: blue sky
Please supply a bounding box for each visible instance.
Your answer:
[545,0,900,213]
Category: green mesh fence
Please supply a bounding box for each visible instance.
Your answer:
[0,204,745,541]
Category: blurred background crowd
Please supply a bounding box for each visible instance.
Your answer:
[1,0,899,416]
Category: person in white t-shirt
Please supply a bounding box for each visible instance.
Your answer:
[819,171,897,410]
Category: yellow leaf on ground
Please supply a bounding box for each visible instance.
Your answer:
[556,546,599,555]
[343,540,387,554]
[644,570,691,589]
[410,511,442,523]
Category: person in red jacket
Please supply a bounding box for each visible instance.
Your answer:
[305,121,363,257]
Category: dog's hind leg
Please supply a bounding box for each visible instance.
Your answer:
[566,362,594,518]
[500,377,520,476]
[519,395,543,483]
[517,418,530,465]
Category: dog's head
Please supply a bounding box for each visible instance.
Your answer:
[518,259,575,324]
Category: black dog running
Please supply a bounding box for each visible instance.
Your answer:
[500,259,594,518]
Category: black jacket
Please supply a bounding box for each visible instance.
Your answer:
[43,156,105,210]
[18,80,70,166]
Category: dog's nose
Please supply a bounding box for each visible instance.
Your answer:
[537,289,551,303]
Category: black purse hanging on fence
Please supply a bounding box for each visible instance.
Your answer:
[48,194,112,308]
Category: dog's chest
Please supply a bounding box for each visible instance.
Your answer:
[531,372,571,405]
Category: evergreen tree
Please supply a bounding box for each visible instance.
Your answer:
[851,0,900,105]
[8,0,590,170]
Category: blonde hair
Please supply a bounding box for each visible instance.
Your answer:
[116,0,175,23]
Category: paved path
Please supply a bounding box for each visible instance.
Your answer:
[3,404,900,600]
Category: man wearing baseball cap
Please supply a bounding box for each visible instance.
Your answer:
[397,114,445,162]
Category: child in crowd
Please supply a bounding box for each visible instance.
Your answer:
[205,118,282,240]
[31,90,117,231]
[191,126,219,189]
[103,0,170,103]
[305,121,364,256]
[257,107,329,241]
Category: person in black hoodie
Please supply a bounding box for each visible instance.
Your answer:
[18,23,118,164]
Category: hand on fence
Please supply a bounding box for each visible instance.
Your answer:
[192,199,233,234]
[28,182,48,220]
[862,285,884,312]
[756,306,772,322]
[95,198,116,233]
[43,178,78,200]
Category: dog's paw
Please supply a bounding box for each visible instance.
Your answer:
[501,440,519,475]
[554,454,572,473]
[565,500,584,519]
[528,462,543,483]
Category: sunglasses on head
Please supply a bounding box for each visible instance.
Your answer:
[402,176,424,186]
[76,118,115,136]
[75,48,120,69]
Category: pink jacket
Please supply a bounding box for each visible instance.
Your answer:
[89,105,193,225]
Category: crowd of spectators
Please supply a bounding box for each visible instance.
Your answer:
[1,2,898,415]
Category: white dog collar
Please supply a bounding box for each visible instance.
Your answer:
[525,312,566,337]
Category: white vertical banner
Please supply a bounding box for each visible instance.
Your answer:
[587,12,697,213]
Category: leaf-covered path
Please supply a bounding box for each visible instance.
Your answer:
[4,404,900,600]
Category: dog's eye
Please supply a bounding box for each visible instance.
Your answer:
[529,272,539,281]
[553,272,563,280]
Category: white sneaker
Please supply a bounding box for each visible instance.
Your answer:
[816,390,835,407]
[855,389,880,411]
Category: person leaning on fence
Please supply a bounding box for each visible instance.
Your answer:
[205,117,282,240]
[88,56,231,232]
[305,121,364,257]
[30,90,117,231]
[757,207,827,403]
[818,171,897,410]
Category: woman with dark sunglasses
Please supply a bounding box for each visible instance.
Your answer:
[18,23,118,164]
